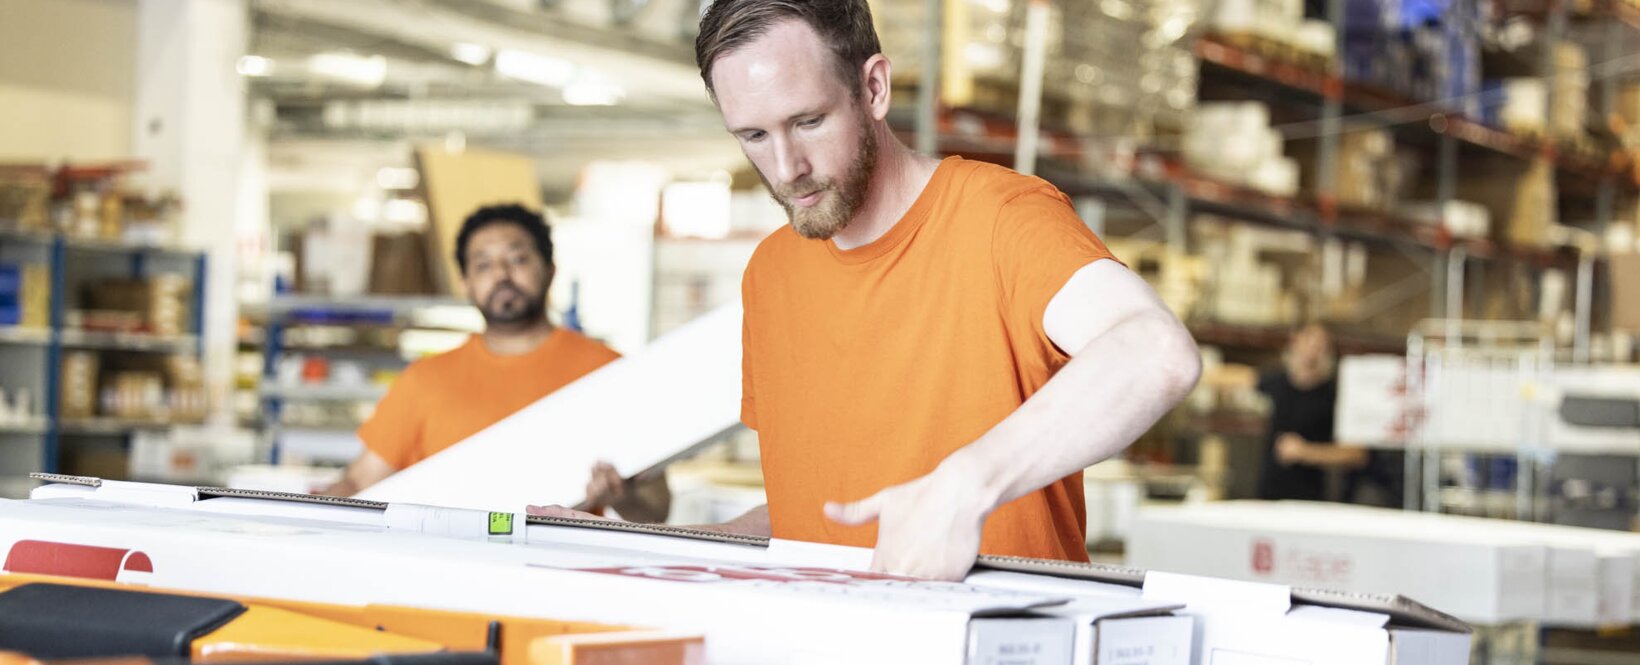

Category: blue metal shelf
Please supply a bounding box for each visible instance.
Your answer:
[0,231,208,474]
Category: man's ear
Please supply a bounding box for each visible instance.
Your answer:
[861,54,892,122]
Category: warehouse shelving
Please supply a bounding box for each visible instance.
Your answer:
[257,383,388,402]
[0,419,49,436]
[0,229,208,478]
[245,293,478,464]
[0,327,50,345]
[58,330,199,353]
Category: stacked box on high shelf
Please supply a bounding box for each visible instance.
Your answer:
[83,276,191,337]
[0,167,51,231]
[1454,158,1557,249]
[1204,0,1337,67]
[1294,127,1421,210]
[871,0,1196,141]
[1197,222,1309,326]
[1184,102,1300,196]
[1343,0,1482,118]
[0,262,52,331]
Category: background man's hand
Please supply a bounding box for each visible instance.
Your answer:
[823,456,989,582]
[584,461,626,508]
[1276,433,1309,466]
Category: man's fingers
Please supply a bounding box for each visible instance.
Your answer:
[824,493,884,526]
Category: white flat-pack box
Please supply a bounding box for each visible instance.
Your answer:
[13,476,1194,665]
[1236,501,1640,628]
[1129,501,1546,626]
[967,561,1471,665]
[20,477,1472,663]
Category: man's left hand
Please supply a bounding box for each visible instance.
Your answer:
[1276,433,1309,466]
[823,458,991,582]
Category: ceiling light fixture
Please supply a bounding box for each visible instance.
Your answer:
[494,49,577,87]
[450,42,492,66]
[307,52,387,87]
[236,55,275,77]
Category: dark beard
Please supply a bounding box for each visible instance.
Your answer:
[480,282,547,328]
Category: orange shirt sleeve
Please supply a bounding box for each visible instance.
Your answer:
[992,185,1119,363]
[356,365,426,470]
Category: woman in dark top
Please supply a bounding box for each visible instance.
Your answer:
[1255,324,1370,501]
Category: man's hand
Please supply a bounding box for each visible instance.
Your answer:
[1276,433,1309,466]
[525,504,612,521]
[824,456,990,582]
[584,461,626,508]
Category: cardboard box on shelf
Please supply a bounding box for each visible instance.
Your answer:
[0,168,51,231]
[1457,158,1556,248]
[100,371,166,421]
[367,232,436,296]
[83,276,191,336]
[59,351,99,420]
[1612,252,1640,332]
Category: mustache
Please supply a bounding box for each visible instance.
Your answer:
[774,177,828,201]
[487,282,534,303]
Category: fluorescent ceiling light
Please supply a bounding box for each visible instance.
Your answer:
[450,42,492,66]
[376,167,420,191]
[236,55,275,77]
[308,52,387,87]
[563,79,624,106]
[494,49,576,87]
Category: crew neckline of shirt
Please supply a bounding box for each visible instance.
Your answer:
[464,326,567,366]
[824,156,962,265]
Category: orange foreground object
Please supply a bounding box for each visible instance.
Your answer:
[0,572,703,665]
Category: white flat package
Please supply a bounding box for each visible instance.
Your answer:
[1129,500,1640,628]
[357,304,745,511]
[18,477,1472,664]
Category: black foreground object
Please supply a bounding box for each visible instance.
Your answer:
[0,583,245,657]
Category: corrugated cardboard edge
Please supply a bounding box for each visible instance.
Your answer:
[29,473,100,487]
[521,515,771,548]
[22,474,1470,632]
[1291,587,1471,634]
[974,555,1149,586]
[970,553,1470,634]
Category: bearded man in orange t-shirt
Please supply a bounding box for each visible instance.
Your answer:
[538,0,1200,581]
[320,204,669,523]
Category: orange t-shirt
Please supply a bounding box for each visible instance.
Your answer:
[358,328,621,469]
[740,157,1118,562]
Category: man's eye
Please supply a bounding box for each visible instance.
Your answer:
[799,117,822,128]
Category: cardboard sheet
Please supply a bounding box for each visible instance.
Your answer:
[358,304,743,511]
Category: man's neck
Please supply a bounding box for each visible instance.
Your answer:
[481,320,556,356]
[830,136,942,251]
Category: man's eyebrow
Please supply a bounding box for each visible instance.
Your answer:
[729,109,825,135]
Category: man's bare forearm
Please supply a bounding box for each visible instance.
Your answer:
[948,311,1200,516]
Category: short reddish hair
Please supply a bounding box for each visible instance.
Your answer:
[694,0,882,100]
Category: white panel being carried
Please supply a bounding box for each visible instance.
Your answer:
[358,304,743,511]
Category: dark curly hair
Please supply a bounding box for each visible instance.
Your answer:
[454,203,553,275]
